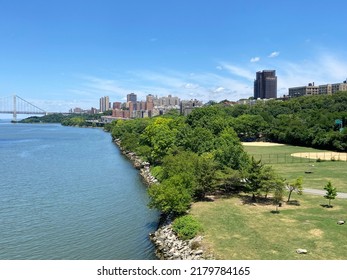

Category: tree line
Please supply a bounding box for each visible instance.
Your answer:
[19,113,103,127]
[231,92,347,151]
[106,92,347,216]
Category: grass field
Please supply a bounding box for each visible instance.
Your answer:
[243,144,347,193]
[191,194,347,260]
[190,143,347,260]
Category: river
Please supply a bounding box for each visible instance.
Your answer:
[0,121,159,259]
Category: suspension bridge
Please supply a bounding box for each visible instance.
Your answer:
[0,95,47,121]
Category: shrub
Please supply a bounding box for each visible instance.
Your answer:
[172,215,202,240]
[147,177,193,216]
[150,165,164,181]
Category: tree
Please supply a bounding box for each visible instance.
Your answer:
[186,127,214,154]
[147,174,193,216]
[140,117,178,163]
[194,153,219,199]
[160,151,198,181]
[244,157,264,201]
[234,114,268,140]
[260,166,284,200]
[160,151,218,200]
[286,177,303,202]
[214,128,250,170]
[215,167,243,193]
[244,157,284,202]
[324,181,337,207]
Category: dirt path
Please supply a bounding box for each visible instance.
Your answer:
[303,188,347,199]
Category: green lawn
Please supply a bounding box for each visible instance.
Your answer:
[191,194,347,260]
[243,144,347,193]
[190,143,347,260]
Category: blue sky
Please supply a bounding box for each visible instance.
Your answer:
[1,0,347,112]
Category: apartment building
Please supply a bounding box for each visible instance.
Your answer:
[289,81,347,97]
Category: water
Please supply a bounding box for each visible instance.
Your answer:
[0,121,159,259]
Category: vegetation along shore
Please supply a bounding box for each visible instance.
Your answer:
[22,92,347,259]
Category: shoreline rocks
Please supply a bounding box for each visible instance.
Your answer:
[113,139,158,185]
[149,224,206,260]
[113,138,209,260]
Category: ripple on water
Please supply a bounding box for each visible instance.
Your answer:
[0,123,158,259]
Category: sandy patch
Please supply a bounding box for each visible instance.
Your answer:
[309,229,324,238]
[279,217,297,224]
[242,142,285,147]
[291,152,347,161]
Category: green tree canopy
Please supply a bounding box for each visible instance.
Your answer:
[324,181,337,207]
[147,174,193,216]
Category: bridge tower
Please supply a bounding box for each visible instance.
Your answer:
[13,95,17,122]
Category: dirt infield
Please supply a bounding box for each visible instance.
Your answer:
[242,142,285,147]
[291,152,347,161]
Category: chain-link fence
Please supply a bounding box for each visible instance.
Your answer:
[252,152,347,164]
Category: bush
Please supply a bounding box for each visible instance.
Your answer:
[147,177,193,216]
[172,215,202,240]
[150,165,164,181]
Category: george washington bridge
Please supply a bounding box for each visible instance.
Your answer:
[0,95,47,121]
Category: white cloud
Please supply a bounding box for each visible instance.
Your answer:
[219,62,255,81]
[213,87,225,93]
[80,76,125,95]
[268,51,280,58]
[319,54,347,81]
[183,83,199,89]
[250,57,260,63]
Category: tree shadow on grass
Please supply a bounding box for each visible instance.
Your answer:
[320,204,334,208]
[206,189,242,201]
[286,200,301,206]
[238,194,274,206]
[198,196,215,202]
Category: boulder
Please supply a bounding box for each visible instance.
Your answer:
[194,250,204,255]
[337,220,345,225]
[150,224,206,260]
[296,248,308,254]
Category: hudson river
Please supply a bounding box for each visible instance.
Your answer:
[0,121,158,259]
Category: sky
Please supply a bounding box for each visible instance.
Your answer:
[1,0,347,112]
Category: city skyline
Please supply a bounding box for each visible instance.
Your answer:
[1,0,347,112]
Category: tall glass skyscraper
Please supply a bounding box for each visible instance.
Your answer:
[254,70,277,99]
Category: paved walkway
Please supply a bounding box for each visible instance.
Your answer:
[303,188,347,199]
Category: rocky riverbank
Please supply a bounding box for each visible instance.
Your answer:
[113,139,158,185]
[149,224,208,260]
[113,138,210,260]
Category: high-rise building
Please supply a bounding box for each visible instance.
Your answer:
[146,94,154,113]
[99,96,110,112]
[254,70,277,99]
[127,93,137,111]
